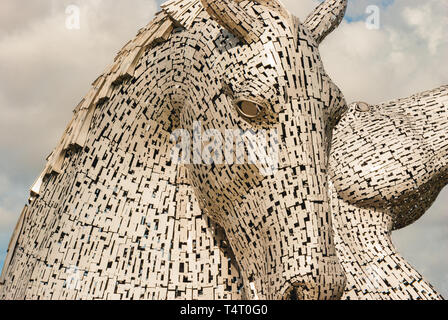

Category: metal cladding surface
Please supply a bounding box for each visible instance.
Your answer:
[0,0,445,300]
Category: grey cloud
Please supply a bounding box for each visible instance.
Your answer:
[0,0,54,36]
[0,0,158,171]
[0,207,19,233]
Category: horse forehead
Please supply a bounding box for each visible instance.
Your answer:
[227,34,302,69]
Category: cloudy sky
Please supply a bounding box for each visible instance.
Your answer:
[0,0,447,297]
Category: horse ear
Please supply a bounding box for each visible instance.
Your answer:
[200,0,264,44]
[303,0,347,45]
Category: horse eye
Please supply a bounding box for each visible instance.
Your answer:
[236,100,262,119]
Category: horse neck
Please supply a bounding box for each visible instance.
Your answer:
[330,183,443,300]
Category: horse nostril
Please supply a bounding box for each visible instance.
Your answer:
[287,287,300,300]
[283,282,307,300]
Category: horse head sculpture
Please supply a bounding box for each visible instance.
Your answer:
[180,0,350,299]
[331,86,448,229]
[329,86,448,299]
[0,0,350,300]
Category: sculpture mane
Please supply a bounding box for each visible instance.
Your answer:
[29,0,198,198]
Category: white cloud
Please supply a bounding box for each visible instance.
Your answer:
[280,0,319,21]
[402,1,448,55]
[283,0,448,102]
